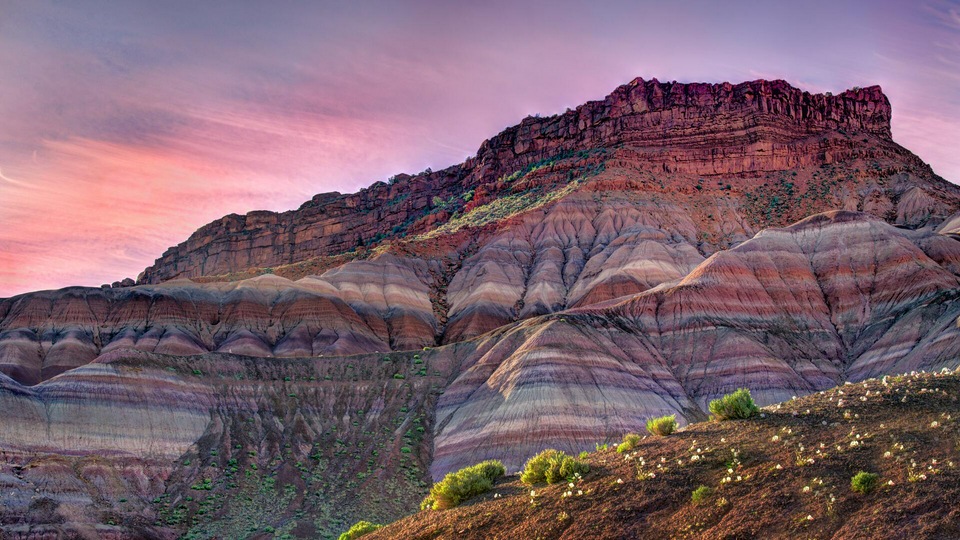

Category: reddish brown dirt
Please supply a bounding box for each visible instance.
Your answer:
[371,370,960,540]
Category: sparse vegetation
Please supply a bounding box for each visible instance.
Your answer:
[338,521,382,540]
[421,460,506,510]
[691,485,714,504]
[616,433,642,453]
[851,471,879,494]
[646,415,678,436]
[709,388,760,420]
[520,450,589,485]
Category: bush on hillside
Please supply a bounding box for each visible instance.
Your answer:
[709,388,760,420]
[646,415,678,436]
[338,521,382,540]
[616,433,642,453]
[691,485,714,504]
[851,471,880,494]
[421,460,506,510]
[521,449,590,485]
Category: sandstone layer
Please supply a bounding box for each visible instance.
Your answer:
[0,348,456,538]
[431,211,960,476]
[138,79,957,286]
[1,77,959,539]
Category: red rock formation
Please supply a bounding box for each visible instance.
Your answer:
[431,212,960,476]
[3,77,960,538]
[139,79,957,286]
[0,261,435,386]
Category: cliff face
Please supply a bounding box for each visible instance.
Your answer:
[431,211,960,476]
[138,79,913,285]
[2,77,960,539]
[0,258,437,386]
[0,349,454,538]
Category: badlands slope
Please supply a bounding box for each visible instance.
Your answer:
[1,77,959,538]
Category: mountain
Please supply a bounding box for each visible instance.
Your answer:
[1,77,958,539]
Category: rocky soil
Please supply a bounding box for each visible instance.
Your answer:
[374,369,960,539]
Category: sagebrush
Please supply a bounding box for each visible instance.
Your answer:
[521,449,589,485]
[646,415,678,436]
[709,388,759,420]
[421,459,506,510]
[851,471,879,494]
[617,433,642,453]
[339,521,382,540]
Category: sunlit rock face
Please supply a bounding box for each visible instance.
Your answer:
[0,256,436,386]
[3,77,960,537]
[432,212,960,476]
[137,79,956,287]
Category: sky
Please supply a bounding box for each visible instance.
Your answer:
[0,0,958,297]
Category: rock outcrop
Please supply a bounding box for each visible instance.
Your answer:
[139,79,957,285]
[431,212,960,475]
[3,77,960,539]
[0,258,436,386]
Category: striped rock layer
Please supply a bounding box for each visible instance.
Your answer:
[432,211,960,476]
[0,257,436,385]
[0,348,454,538]
[1,78,960,537]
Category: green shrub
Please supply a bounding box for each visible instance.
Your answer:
[616,433,642,453]
[339,521,382,540]
[521,449,590,485]
[691,485,713,504]
[421,459,506,510]
[851,471,879,494]
[709,388,760,420]
[646,414,678,436]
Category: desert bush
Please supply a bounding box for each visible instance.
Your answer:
[617,433,642,453]
[851,471,879,494]
[691,485,714,504]
[646,415,678,436]
[521,449,590,485]
[421,459,506,510]
[339,521,382,540]
[709,388,760,420]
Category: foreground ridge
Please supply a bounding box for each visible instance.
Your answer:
[373,369,960,540]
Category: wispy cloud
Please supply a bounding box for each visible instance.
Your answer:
[1,0,958,297]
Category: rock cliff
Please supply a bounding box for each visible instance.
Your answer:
[138,79,953,285]
[2,77,960,539]
[431,211,960,475]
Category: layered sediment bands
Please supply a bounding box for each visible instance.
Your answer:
[140,78,958,285]
[433,212,960,475]
[0,348,456,538]
[0,361,212,457]
[430,319,703,477]
[443,191,707,342]
[0,257,435,385]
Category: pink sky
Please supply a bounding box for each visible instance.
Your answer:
[1,0,958,297]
